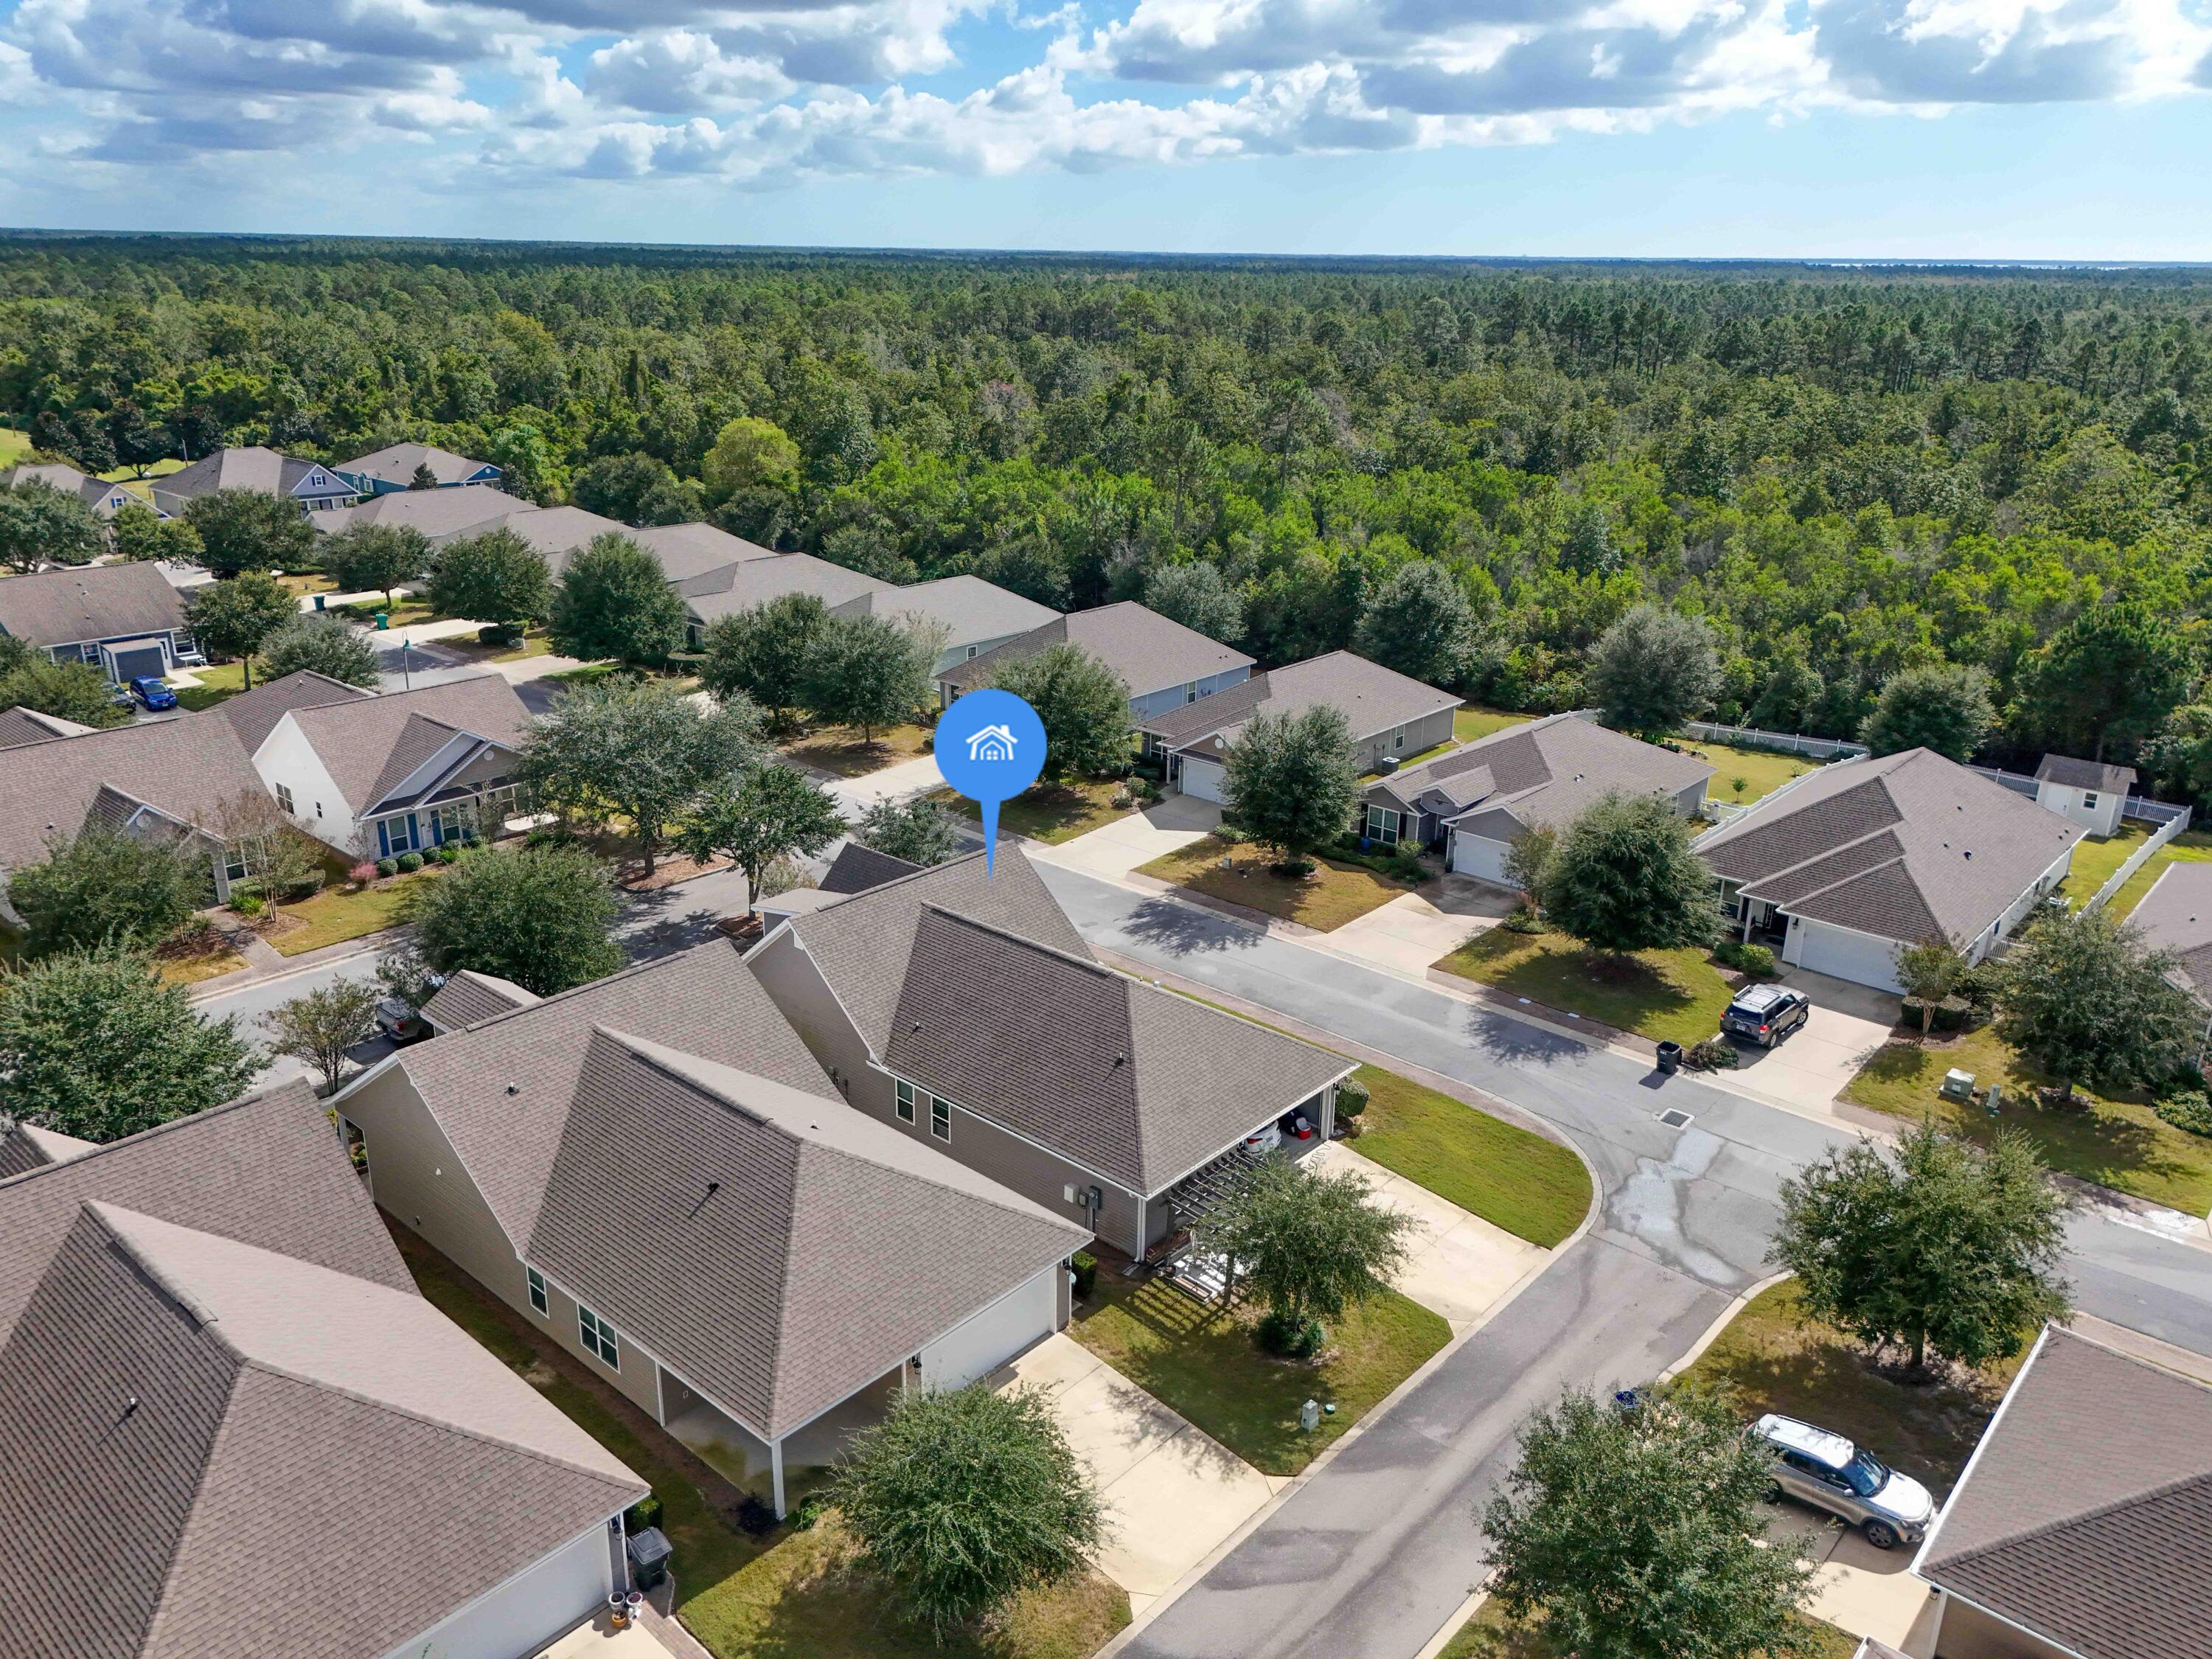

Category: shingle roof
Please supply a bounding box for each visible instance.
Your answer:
[0,705,91,749]
[0,560,186,648]
[678,553,893,621]
[819,840,924,894]
[313,486,524,540]
[0,1199,641,1659]
[2035,754,2138,794]
[421,968,540,1031]
[1,460,128,512]
[145,446,355,514]
[1140,650,1458,749]
[526,1030,1085,1439]
[462,505,622,570]
[939,601,1254,700]
[1918,1326,2212,1659]
[215,669,375,754]
[1700,748,2084,948]
[0,1123,96,1180]
[333,441,498,488]
[2129,861,2212,1006]
[834,575,1061,652]
[1368,712,1713,835]
[0,713,269,874]
[630,522,783,583]
[282,672,528,814]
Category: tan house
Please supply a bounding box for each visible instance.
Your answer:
[0,1081,645,1659]
[330,941,1088,1516]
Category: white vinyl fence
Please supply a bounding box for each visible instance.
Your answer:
[1967,765,2194,828]
[2082,810,2195,914]
[1681,721,1869,762]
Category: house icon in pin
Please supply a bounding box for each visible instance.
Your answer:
[966,723,1018,762]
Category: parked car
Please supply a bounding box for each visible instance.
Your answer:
[373,997,431,1046]
[1721,984,1810,1048]
[128,675,178,711]
[1750,1413,1934,1548]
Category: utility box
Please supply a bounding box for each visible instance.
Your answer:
[1940,1068,1976,1102]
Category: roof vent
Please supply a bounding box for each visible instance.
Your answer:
[911,1020,923,1034]
[1113,1052,1127,1068]
[504,1082,520,1096]
[1964,850,1973,860]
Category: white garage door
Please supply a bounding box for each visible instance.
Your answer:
[1448,832,1512,885]
[384,1524,611,1659]
[919,1265,1060,1392]
[1793,920,1905,993]
[1179,757,1226,803]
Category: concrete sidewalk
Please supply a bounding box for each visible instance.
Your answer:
[1315,880,1515,982]
[827,751,947,814]
[1032,796,1222,880]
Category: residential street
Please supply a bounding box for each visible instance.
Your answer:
[1033,863,2212,1659]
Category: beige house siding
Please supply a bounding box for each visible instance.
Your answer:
[1357,706,1454,773]
[337,1062,664,1421]
[1931,1595,2073,1659]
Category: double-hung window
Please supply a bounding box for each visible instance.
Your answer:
[931,1096,952,1141]
[1365,805,1400,847]
[526,1267,549,1315]
[896,1079,918,1124]
[578,1304,620,1369]
[275,782,295,815]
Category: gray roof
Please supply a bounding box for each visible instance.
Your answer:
[2036,754,2138,794]
[421,969,540,1031]
[0,560,186,649]
[0,706,91,749]
[819,840,924,894]
[782,851,1352,1194]
[333,441,498,488]
[1,461,136,515]
[940,601,1254,700]
[0,1123,96,1180]
[679,553,893,622]
[630,521,783,583]
[1368,713,1712,836]
[835,575,1060,652]
[2129,861,2212,1006]
[1140,650,1458,749]
[216,669,375,754]
[283,673,528,814]
[0,712,270,874]
[0,1175,639,1659]
[527,1029,1085,1439]
[313,486,522,540]
[1918,1326,2212,1659]
[1700,748,2084,949]
[145,446,356,514]
[458,504,616,568]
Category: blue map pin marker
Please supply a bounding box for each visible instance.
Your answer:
[934,689,1048,873]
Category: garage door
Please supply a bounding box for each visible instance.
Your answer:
[919,1265,1060,1392]
[1448,832,1512,885]
[1180,757,1226,803]
[1792,919,1905,993]
[107,644,167,683]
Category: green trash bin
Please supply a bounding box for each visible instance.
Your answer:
[374,611,389,630]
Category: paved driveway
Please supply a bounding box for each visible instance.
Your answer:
[1318,880,1517,982]
[1726,967,1898,1113]
[1034,796,1222,881]
[997,1334,1276,1617]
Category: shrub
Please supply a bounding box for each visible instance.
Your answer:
[624,1495,665,1534]
[1688,1038,1739,1069]
[1256,1308,1326,1357]
[277,871,324,902]
[1959,958,2009,1009]
[1902,994,1973,1033]
[733,1494,779,1537]
[1274,855,1317,879]
[395,851,424,873]
[1386,849,1424,883]
[229,892,265,917]
[2155,1091,2212,1138]
[1334,1074,1370,1121]
[1713,939,1775,976]
[1212,824,1250,845]
[348,861,377,886]
[375,857,398,878]
[1070,1250,1099,1299]
[434,844,460,865]
[476,622,524,647]
[1502,905,1546,935]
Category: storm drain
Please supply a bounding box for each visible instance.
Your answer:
[1656,1108,1694,1129]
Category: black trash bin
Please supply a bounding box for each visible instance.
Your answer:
[627,1526,673,1590]
[1655,1040,1683,1074]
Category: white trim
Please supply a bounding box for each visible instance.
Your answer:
[1143,1070,1357,1199]
[1910,1322,2053,1579]
[1916,1583,2093,1659]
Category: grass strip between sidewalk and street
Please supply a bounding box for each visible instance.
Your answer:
[1433,928,1736,1049]
[1349,1065,1590,1249]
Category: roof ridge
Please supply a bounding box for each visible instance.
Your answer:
[0,1082,309,1196]
[400,939,722,1041]
[804,846,990,909]
[918,902,1113,979]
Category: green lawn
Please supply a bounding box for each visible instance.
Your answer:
[171,659,248,710]
[1457,707,1534,743]
[1678,738,1820,806]
[1674,1281,2014,1500]
[938,776,1138,845]
[2058,821,2152,908]
[402,1229,1127,1659]
[1138,836,1416,931]
[784,721,933,779]
[265,869,434,956]
[156,946,249,987]
[1434,929,1737,1048]
[97,456,187,484]
[1351,1065,1589,1248]
[1071,1273,1449,1475]
[0,427,29,465]
[1439,1599,1855,1659]
[1842,1023,2212,1215]
[2105,828,2212,919]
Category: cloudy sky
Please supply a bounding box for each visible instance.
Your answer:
[1,0,2207,257]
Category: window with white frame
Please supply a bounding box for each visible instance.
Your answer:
[2083,792,2099,812]
[931,1096,952,1141]
[578,1304,620,1368]
[527,1267,549,1316]
[275,782,295,815]
[896,1079,917,1123]
[1365,805,1400,846]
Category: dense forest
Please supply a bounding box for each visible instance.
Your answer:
[6,235,2212,795]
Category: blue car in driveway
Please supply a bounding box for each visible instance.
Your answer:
[128,675,178,711]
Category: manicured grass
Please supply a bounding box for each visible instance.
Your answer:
[1457,706,1534,743]
[0,428,30,465]
[2058,821,2151,907]
[1674,1281,2014,1500]
[276,571,341,597]
[784,721,934,779]
[1072,1274,1448,1476]
[1439,1599,1855,1659]
[97,456,187,483]
[939,776,1136,845]
[1138,836,1416,931]
[1842,1023,2212,1214]
[1351,1065,1589,1248]
[1435,928,1737,1048]
[1677,738,1820,806]
[170,658,249,710]
[2105,828,2212,919]
[264,870,435,956]
[156,947,249,987]
[403,1231,1127,1659]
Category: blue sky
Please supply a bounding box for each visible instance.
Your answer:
[1,0,2208,258]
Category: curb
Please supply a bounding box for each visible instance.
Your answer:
[1658,1270,1794,1383]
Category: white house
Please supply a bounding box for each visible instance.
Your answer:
[2034,754,2136,838]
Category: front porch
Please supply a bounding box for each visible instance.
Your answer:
[368,787,526,859]
[661,1365,907,1518]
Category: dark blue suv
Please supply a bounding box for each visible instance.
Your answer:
[128,675,178,711]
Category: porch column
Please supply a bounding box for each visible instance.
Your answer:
[770,1438,786,1520]
[1317,1085,1337,1144]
